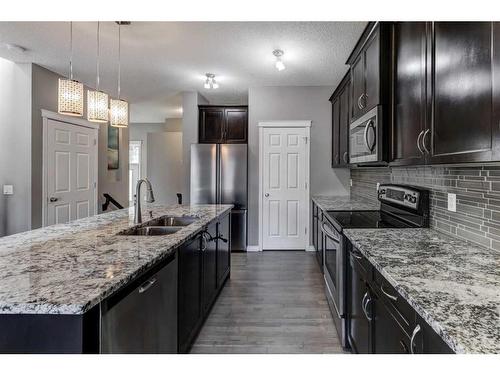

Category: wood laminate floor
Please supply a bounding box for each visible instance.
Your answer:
[191,251,344,354]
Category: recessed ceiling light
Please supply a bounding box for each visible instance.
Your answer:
[273,49,285,71]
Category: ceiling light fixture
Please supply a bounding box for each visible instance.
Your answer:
[110,22,129,128]
[273,49,285,71]
[58,22,84,117]
[204,73,219,89]
[87,21,109,123]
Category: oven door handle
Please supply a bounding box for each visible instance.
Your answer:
[320,221,340,243]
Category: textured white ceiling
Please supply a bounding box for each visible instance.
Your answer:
[0,21,366,122]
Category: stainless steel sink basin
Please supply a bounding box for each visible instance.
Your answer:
[148,216,197,227]
[118,226,182,236]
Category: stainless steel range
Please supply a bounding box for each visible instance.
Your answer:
[321,184,430,348]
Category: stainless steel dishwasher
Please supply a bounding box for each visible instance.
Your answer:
[101,253,178,353]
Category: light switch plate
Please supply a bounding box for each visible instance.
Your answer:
[3,185,13,195]
[448,193,456,212]
[376,182,380,191]
[350,179,353,187]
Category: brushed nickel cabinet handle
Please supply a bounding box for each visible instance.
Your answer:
[138,278,157,294]
[357,94,364,110]
[416,130,424,155]
[343,151,348,164]
[422,129,430,154]
[410,324,421,354]
[381,284,398,301]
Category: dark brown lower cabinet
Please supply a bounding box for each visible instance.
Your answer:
[216,213,231,287]
[347,243,454,354]
[178,235,203,353]
[202,221,218,313]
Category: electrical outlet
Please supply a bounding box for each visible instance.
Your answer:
[376,182,380,191]
[448,193,456,212]
[350,179,353,187]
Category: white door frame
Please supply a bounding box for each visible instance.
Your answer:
[258,120,311,251]
[41,109,99,227]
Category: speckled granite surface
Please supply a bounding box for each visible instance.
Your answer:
[343,228,500,354]
[311,195,380,212]
[0,204,232,315]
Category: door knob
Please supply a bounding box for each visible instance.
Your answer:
[49,197,58,202]
[265,193,269,197]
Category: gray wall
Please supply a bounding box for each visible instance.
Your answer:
[248,86,350,246]
[129,121,183,204]
[147,132,183,205]
[0,59,32,236]
[181,91,208,204]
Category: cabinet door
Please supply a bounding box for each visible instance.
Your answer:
[316,210,324,271]
[391,22,428,165]
[331,98,341,166]
[429,22,497,163]
[347,256,372,354]
[350,53,365,122]
[199,108,224,143]
[225,108,247,143]
[178,236,202,353]
[364,30,380,111]
[216,213,231,288]
[374,298,412,354]
[414,316,454,354]
[202,222,218,313]
[339,83,350,166]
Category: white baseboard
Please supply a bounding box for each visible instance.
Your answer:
[306,245,315,252]
[246,245,262,252]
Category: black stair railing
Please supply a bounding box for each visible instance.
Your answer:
[102,193,124,211]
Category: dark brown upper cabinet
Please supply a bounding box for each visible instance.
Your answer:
[330,72,350,167]
[390,22,500,166]
[199,106,248,144]
[428,22,500,164]
[347,22,390,123]
[390,22,428,166]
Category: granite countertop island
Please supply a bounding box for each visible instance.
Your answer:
[312,195,380,212]
[343,228,500,354]
[0,204,232,315]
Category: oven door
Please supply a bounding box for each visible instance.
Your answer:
[349,106,379,164]
[321,218,344,319]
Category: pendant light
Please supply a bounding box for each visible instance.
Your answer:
[110,22,129,128]
[58,22,84,116]
[87,22,109,123]
[203,73,219,89]
[273,49,285,71]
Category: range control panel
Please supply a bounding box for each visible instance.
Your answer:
[378,184,420,210]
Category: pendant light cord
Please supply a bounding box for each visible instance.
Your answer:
[118,23,121,100]
[96,21,100,91]
[69,21,73,80]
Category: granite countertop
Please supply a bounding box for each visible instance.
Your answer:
[0,204,232,315]
[312,195,380,212]
[343,228,500,354]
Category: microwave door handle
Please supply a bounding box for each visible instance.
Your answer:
[363,121,371,151]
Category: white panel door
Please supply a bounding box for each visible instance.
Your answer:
[46,119,97,225]
[262,127,307,249]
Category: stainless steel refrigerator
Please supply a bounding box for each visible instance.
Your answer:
[190,144,247,251]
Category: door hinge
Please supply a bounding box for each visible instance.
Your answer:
[305,181,308,189]
[94,182,97,189]
[303,136,308,144]
[94,139,97,146]
[305,227,307,235]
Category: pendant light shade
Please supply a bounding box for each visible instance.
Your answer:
[110,99,128,127]
[58,78,84,116]
[58,22,84,116]
[110,22,129,128]
[87,90,109,123]
[88,22,109,123]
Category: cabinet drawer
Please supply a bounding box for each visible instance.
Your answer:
[349,246,372,280]
[373,269,415,335]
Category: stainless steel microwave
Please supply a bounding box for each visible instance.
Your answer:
[349,106,382,164]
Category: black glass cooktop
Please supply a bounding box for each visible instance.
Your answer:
[326,210,414,229]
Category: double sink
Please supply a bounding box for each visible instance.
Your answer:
[118,216,197,236]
